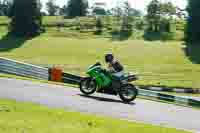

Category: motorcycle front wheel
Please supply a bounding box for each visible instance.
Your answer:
[119,84,138,103]
[80,78,97,95]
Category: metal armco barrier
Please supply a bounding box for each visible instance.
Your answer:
[62,74,200,108]
[0,57,200,108]
[0,57,49,80]
[138,89,200,107]
[62,73,81,85]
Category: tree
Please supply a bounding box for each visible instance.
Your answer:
[67,0,88,18]
[38,0,42,11]
[122,1,134,21]
[160,2,176,18]
[0,0,4,15]
[46,0,59,16]
[0,0,12,16]
[146,0,177,32]
[185,0,200,43]
[106,10,112,16]
[95,17,103,34]
[176,7,187,19]
[110,7,123,17]
[92,7,106,15]
[9,0,43,36]
[129,8,142,17]
[59,5,68,16]
[146,0,162,32]
[110,6,123,27]
[120,1,133,37]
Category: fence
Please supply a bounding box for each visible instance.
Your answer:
[0,57,200,108]
[0,57,49,80]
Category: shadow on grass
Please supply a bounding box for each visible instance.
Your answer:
[143,31,162,41]
[110,30,132,41]
[183,42,200,64]
[0,33,30,52]
[143,31,175,41]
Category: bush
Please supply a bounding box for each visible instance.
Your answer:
[110,28,119,36]
[135,20,145,30]
[120,22,133,38]
[107,26,112,31]
[161,32,175,40]
[75,26,80,30]
[176,20,185,31]
[143,31,177,41]
[95,18,103,35]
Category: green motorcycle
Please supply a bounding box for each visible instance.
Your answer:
[79,62,138,103]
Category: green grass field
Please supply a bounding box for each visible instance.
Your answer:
[0,16,199,89]
[0,16,195,133]
[0,16,184,41]
[0,99,189,133]
[0,29,200,89]
[0,16,9,25]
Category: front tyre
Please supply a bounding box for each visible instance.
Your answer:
[119,84,138,103]
[80,78,97,95]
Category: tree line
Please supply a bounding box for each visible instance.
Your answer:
[0,0,12,16]
[1,0,144,37]
[0,0,198,44]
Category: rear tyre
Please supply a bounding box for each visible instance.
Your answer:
[80,78,97,95]
[119,84,138,103]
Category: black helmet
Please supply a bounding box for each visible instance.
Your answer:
[105,53,114,63]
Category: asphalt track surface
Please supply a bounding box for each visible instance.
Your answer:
[0,78,200,132]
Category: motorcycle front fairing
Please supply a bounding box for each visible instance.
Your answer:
[87,63,112,89]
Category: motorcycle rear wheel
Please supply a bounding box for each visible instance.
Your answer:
[119,84,138,103]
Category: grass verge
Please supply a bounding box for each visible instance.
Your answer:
[0,34,200,89]
[0,98,190,133]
